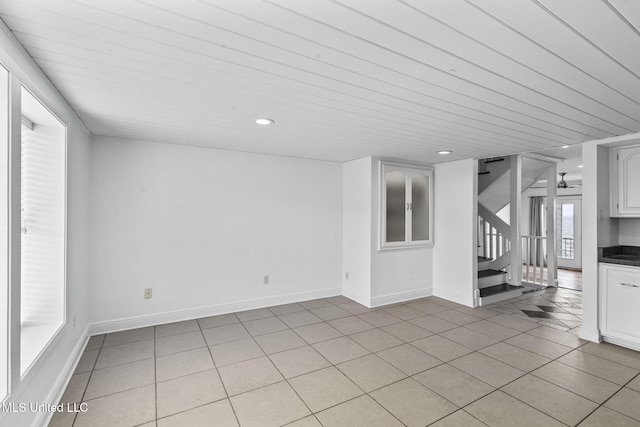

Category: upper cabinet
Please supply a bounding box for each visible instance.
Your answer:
[380,162,433,250]
[611,144,640,217]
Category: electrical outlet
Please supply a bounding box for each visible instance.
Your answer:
[263,275,269,285]
[345,272,350,280]
[144,288,153,299]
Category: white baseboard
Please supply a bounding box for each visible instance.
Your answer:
[578,327,602,344]
[341,288,370,308]
[432,288,474,307]
[89,287,341,335]
[34,325,90,427]
[370,287,432,308]
[602,334,640,351]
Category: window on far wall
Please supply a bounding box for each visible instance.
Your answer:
[380,161,433,250]
[0,64,8,401]
[20,87,66,377]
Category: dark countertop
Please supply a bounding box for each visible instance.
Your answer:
[598,246,640,267]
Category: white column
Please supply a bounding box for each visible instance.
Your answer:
[546,164,557,287]
[509,155,522,285]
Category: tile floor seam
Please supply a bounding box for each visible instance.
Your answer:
[452,338,630,426]
[574,371,640,425]
[57,289,640,427]
[198,321,242,427]
[496,379,594,426]
[153,326,158,425]
[71,336,105,427]
[410,363,498,410]
[363,391,412,427]
[555,350,640,383]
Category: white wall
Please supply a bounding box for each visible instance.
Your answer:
[370,159,433,306]
[0,23,91,427]
[433,159,477,307]
[619,219,640,245]
[89,137,342,330]
[342,157,372,305]
[597,146,619,247]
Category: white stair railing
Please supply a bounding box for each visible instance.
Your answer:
[478,202,511,278]
[521,235,547,286]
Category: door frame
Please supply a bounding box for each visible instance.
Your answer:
[557,197,582,270]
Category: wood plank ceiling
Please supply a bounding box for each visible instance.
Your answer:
[1,0,639,163]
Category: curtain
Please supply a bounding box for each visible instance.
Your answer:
[529,196,547,266]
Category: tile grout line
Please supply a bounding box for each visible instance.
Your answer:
[153,325,158,425]
[63,289,640,427]
[198,318,243,427]
[573,370,640,426]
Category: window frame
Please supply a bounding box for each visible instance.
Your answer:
[379,161,434,250]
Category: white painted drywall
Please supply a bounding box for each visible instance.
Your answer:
[580,141,600,342]
[0,22,91,427]
[370,159,433,306]
[433,158,476,307]
[342,157,372,305]
[619,219,640,245]
[89,136,343,328]
[597,146,619,247]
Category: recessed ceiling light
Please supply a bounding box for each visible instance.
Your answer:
[255,118,274,126]
[578,165,583,168]
[562,145,570,148]
[437,150,452,155]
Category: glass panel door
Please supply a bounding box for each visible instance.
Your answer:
[385,170,406,243]
[411,173,429,241]
[556,199,582,269]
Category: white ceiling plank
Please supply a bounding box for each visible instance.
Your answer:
[211,0,614,138]
[1,0,638,163]
[536,0,640,77]
[472,0,640,104]
[403,0,640,122]
[607,0,640,34]
[268,0,631,135]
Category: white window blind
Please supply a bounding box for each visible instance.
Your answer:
[20,88,66,375]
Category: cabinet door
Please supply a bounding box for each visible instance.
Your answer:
[616,146,640,216]
[601,265,640,344]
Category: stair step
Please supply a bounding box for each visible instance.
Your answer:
[477,256,492,271]
[478,269,504,278]
[478,269,508,288]
[478,283,524,306]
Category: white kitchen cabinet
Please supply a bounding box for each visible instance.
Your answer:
[599,263,640,351]
[610,144,640,217]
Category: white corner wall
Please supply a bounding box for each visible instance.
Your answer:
[433,158,477,307]
[0,22,91,427]
[89,137,343,331]
[342,157,372,305]
[370,159,433,306]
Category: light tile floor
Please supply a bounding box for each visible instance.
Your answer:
[50,288,640,427]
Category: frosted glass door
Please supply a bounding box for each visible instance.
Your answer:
[411,173,430,241]
[385,170,406,242]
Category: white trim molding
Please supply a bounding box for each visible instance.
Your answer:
[369,287,433,308]
[89,288,341,335]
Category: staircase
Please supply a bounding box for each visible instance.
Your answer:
[477,256,523,304]
[477,155,554,306]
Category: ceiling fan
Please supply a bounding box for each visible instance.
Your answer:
[557,172,580,189]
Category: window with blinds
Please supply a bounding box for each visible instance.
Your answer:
[20,87,66,376]
[0,65,8,400]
